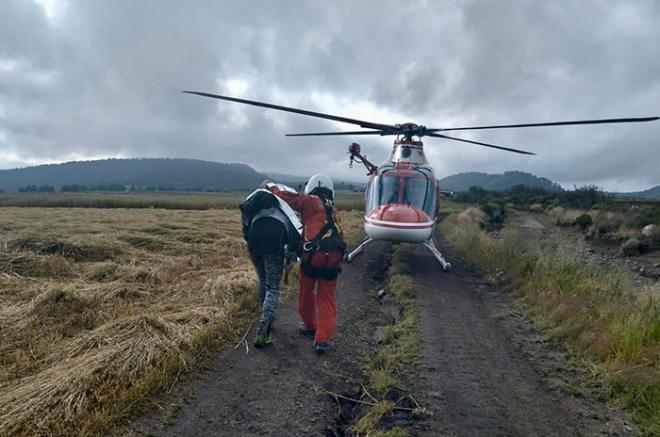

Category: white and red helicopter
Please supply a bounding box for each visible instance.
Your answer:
[184,90,658,270]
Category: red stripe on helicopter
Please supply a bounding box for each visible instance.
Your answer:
[365,217,435,230]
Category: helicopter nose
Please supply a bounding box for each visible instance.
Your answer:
[364,205,435,243]
[368,204,432,224]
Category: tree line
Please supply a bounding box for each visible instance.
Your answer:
[455,184,611,210]
[9,184,249,193]
[15,184,126,193]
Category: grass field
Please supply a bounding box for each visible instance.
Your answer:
[0,191,366,211]
[0,205,364,435]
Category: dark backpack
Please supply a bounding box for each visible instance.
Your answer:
[239,191,279,240]
[240,191,300,254]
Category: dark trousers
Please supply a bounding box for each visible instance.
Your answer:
[250,252,284,327]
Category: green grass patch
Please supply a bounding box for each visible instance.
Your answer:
[440,215,660,435]
[351,244,424,436]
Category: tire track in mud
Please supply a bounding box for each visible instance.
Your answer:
[412,240,636,437]
[130,241,391,436]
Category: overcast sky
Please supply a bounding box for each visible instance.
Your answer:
[0,0,658,191]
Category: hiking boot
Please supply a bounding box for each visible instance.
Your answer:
[253,333,273,348]
[257,318,272,335]
[313,340,328,355]
[254,319,273,348]
[297,321,316,340]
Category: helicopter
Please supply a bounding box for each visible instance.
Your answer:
[183,90,658,270]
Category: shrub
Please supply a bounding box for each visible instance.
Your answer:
[19,185,39,193]
[456,207,487,228]
[453,184,612,211]
[632,206,660,229]
[563,185,611,209]
[575,214,593,231]
[61,185,88,192]
[481,201,508,230]
[592,215,623,237]
[551,208,586,227]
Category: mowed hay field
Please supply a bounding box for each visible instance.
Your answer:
[0,206,364,435]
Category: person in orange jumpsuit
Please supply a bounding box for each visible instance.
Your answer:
[265,174,346,354]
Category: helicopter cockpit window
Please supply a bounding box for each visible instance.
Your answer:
[378,175,401,205]
[365,178,379,211]
[365,173,400,210]
[402,175,436,217]
[366,170,436,217]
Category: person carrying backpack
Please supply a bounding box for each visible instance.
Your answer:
[264,174,346,354]
[240,189,301,348]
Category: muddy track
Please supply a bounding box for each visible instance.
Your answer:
[414,239,635,436]
[131,239,636,436]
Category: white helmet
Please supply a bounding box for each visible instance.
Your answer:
[304,173,334,197]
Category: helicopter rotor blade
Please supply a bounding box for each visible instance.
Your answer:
[182,91,397,131]
[286,130,391,137]
[428,116,660,132]
[427,133,536,155]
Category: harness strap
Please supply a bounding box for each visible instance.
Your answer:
[300,197,346,280]
[305,198,345,252]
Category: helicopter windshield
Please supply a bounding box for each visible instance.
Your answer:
[366,170,436,217]
[402,177,436,216]
[379,175,401,205]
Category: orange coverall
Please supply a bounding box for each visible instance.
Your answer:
[268,186,344,342]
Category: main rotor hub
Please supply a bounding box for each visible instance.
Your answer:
[390,137,428,165]
[395,123,427,140]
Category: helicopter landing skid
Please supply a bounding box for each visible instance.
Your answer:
[346,237,374,263]
[422,239,451,271]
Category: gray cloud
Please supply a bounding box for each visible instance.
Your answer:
[0,0,658,191]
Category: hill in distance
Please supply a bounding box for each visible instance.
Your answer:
[263,172,366,191]
[439,171,564,192]
[263,172,309,184]
[1,160,656,199]
[618,185,660,200]
[0,158,265,192]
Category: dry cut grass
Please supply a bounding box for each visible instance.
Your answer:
[0,205,364,434]
[0,208,301,434]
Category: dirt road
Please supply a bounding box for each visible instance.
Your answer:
[134,239,635,436]
[132,241,391,436]
[412,242,634,436]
